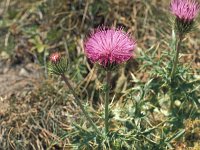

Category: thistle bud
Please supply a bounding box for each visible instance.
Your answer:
[48,52,68,75]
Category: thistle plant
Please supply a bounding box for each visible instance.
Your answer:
[170,0,200,79]
[3,0,200,149]
[169,0,200,112]
[46,2,200,149]
[84,27,136,135]
[48,52,100,134]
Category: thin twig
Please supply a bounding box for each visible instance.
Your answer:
[81,1,89,29]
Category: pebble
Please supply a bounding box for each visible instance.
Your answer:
[19,68,29,77]
[3,67,9,74]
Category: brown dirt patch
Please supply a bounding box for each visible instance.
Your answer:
[0,62,43,115]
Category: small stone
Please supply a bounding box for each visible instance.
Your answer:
[19,68,29,77]
[3,67,9,74]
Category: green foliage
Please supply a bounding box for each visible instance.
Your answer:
[29,35,48,53]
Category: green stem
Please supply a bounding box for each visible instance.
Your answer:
[61,74,100,135]
[169,88,174,114]
[105,71,111,135]
[170,34,183,113]
[170,34,183,79]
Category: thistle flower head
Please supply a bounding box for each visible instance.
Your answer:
[48,52,68,75]
[49,52,61,63]
[84,27,136,68]
[170,0,200,34]
[170,0,200,21]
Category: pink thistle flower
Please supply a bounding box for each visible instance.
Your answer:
[49,52,61,63]
[170,0,200,21]
[84,27,136,67]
